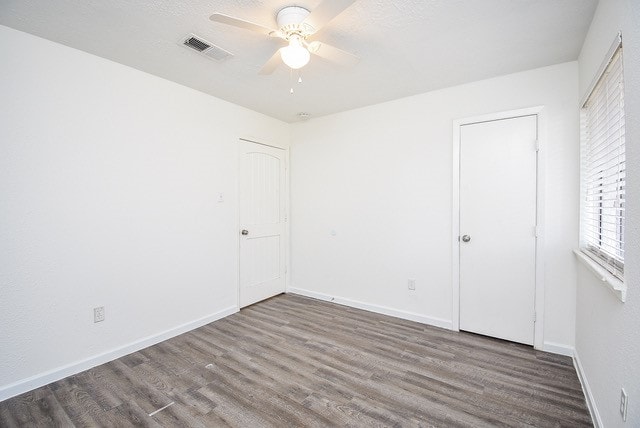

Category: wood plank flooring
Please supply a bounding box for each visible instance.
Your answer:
[0,293,592,427]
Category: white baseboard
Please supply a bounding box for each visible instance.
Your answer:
[574,350,602,428]
[542,341,575,357]
[287,287,453,330]
[0,305,237,402]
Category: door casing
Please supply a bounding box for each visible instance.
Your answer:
[452,107,546,350]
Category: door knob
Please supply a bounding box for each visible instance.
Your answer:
[462,235,471,242]
[241,229,249,235]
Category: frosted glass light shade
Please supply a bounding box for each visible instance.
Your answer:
[280,38,310,69]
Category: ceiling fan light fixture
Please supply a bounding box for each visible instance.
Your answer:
[280,36,310,69]
[210,0,358,74]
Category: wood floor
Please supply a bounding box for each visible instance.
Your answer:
[0,293,592,427]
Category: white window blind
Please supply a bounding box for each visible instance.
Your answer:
[580,44,625,280]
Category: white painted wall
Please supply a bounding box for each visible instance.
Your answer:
[0,25,289,400]
[290,62,580,350]
[575,0,640,426]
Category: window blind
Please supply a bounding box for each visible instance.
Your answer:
[581,46,625,280]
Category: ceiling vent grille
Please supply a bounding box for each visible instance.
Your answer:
[184,36,210,52]
[180,34,233,61]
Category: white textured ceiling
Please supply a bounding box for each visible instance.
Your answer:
[0,0,597,122]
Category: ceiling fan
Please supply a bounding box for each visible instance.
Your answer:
[210,0,359,74]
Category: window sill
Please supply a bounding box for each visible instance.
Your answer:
[574,249,626,302]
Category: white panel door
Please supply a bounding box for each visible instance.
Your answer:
[239,140,286,308]
[459,115,537,345]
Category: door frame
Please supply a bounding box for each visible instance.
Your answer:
[237,137,290,311]
[451,107,546,350]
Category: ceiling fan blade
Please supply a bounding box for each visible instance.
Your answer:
[210,13,275,36]
[311,42,359,67]
[259,50,283,75]
[302,0,355,32]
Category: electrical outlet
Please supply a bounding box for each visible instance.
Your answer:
[408,279,416,291]
[620,388,628,421]
[94,306,105,323]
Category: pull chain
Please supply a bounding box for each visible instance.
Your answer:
[290,68,294,94]
[289,69,304,94]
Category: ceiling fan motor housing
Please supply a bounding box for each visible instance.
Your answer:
[277,6,315,37]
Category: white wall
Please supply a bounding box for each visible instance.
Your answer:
[575,0,640,426]
[0,25,289,400]
[290,62,580,350]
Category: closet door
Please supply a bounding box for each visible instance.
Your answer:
[459,115,537,345]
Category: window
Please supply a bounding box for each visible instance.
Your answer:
[580,38,625,281]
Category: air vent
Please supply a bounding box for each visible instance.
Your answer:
[184,36,210,52]
[180,34,233,61]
